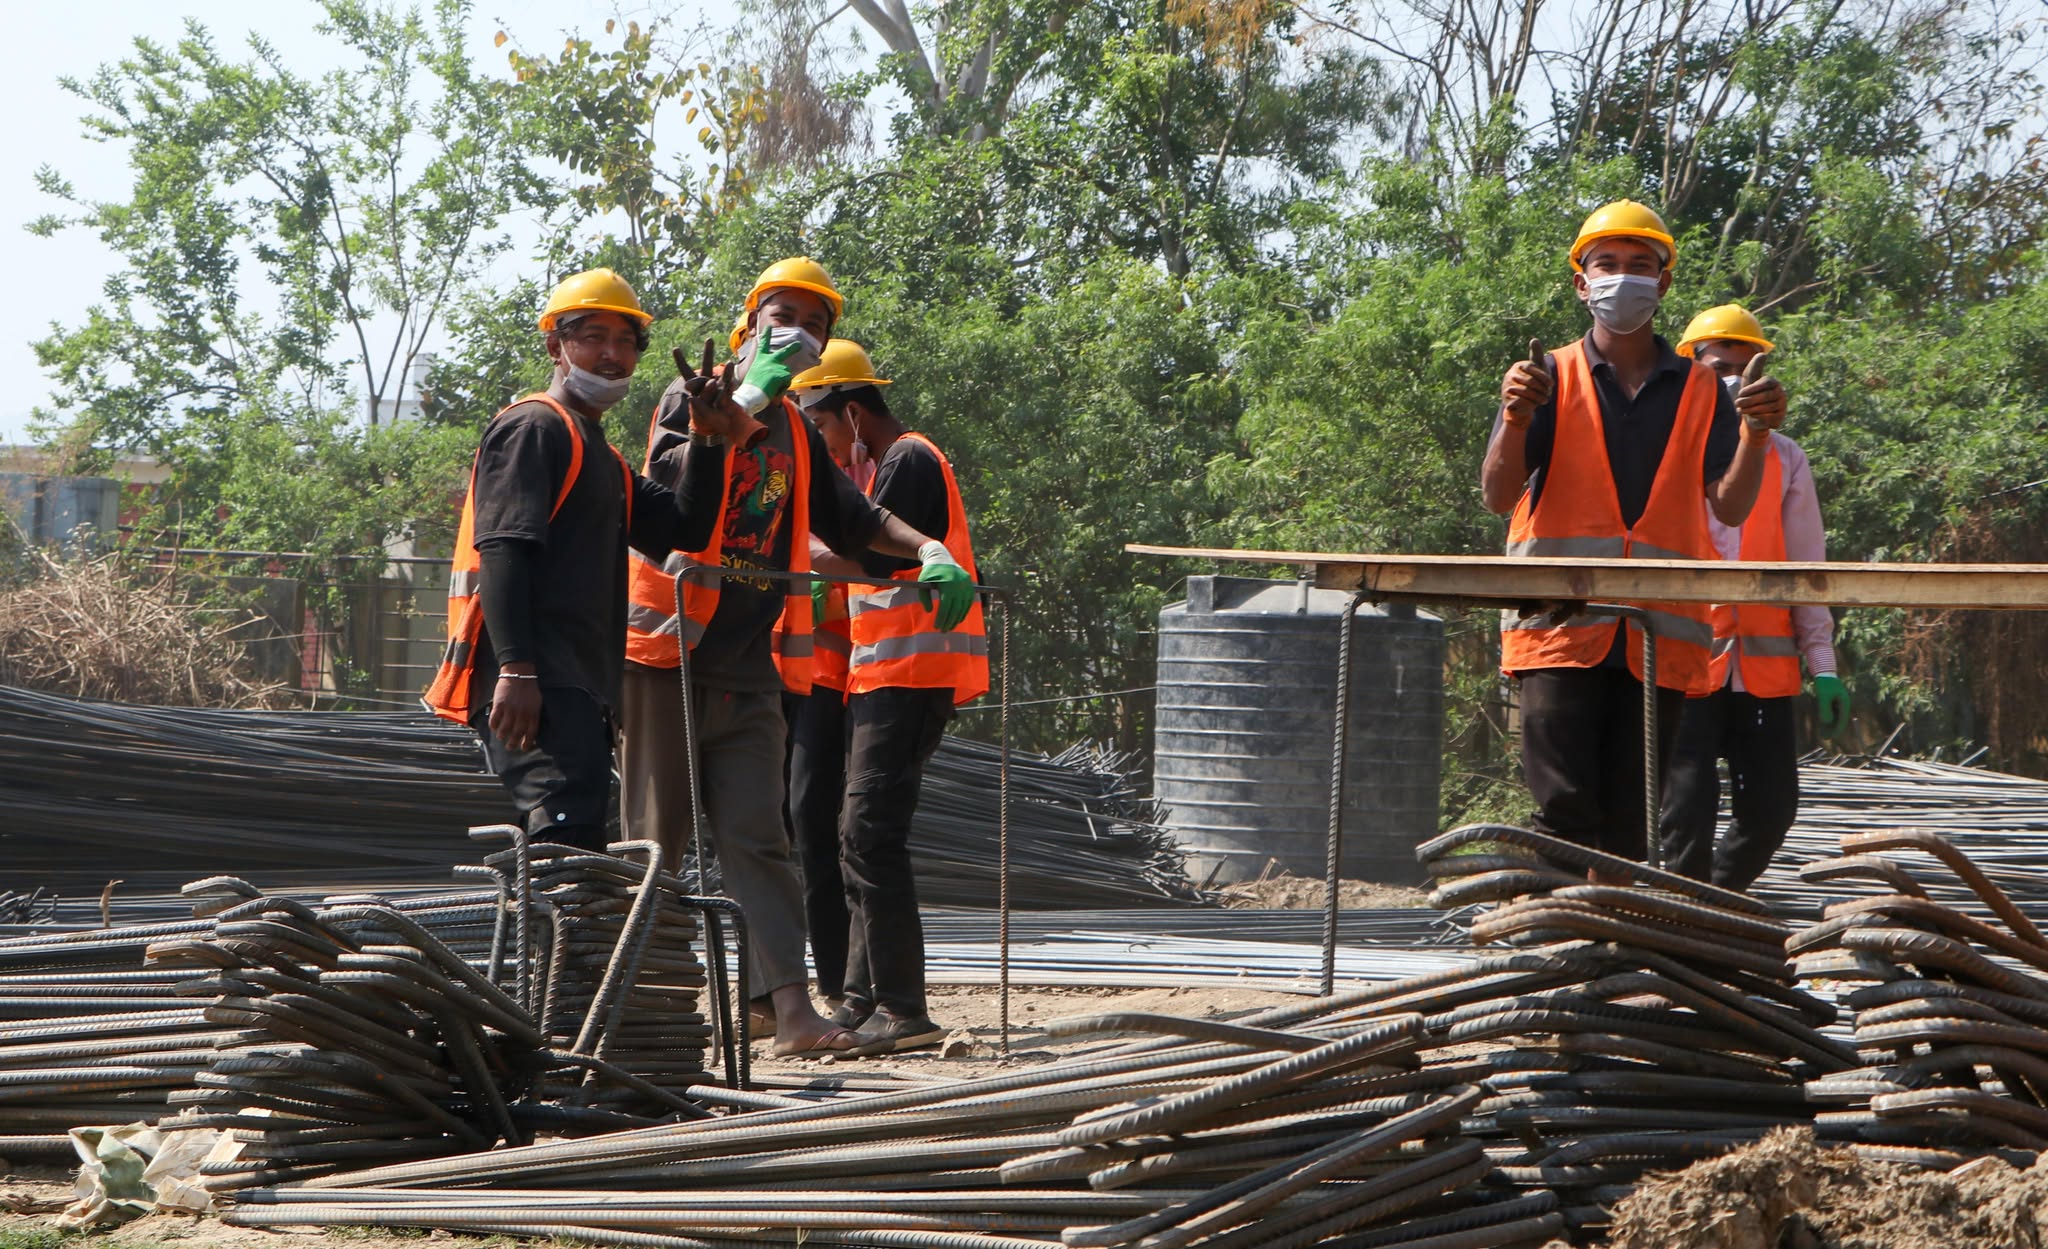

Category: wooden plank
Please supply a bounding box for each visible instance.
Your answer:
[1122,545,2048,610]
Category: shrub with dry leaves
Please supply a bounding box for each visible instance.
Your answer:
[0,552,290,707]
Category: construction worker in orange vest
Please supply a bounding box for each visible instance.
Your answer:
[1481,202,1789,867]
[789,339,987,1057]
[776,350,866,1014]
[423,269,737,849]
[614,258,977,1059]
[1657,305,1849,890]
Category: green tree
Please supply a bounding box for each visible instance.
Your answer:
[30,0,531,462]
[499,16,772,277]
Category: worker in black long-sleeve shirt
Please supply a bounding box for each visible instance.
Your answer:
[793,339,988,1057]
[423,269,737,851]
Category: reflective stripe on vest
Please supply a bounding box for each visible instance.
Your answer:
[1499,341,1721,696]
[622,398,818,694]
[422,393,632,724]
[1501,603,1715,651]
[1707,440,1802,698]
[846,432,990,704]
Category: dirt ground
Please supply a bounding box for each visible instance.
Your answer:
[1565,1126,2048,1249]
[1216,873,1431,910]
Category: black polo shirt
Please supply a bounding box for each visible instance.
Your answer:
[468,399,724,711]
[855,435,951,579]
[1495,332,1740,526]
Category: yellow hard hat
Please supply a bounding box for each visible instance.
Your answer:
[728,311,750,354]
[1570,200,1676,272]
[790,340,891,404]
[746,257,844,324]
[1676,304,1774,357]
[539,268,651,331]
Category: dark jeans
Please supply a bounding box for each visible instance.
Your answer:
[474,685,613,852]
[1518,666,1683,862]
[841,686,952,1019]
[1657,687,1799,891]
[784,687,851,997]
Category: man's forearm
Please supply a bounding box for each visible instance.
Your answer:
[476,539,540,667]
[1482,418,1530,515]
[813,549,865,579]
[1708,436,1768,526]
[869,513,938,561]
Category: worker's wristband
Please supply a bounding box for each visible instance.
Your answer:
[496,672,540,681]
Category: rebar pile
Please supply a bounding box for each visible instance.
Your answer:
[150,888,539,1187]
[205,824,1880,1247]
[224,1012,1566,1249]
[505,839,730,1117]
[1793,829,2048,1162]
[0,842,739,1160]
[1757,755,2048,917]
[0,685,511,883]
[1411,823,1858,1238]
[0,880,504,1157]
[0,685,1202,910]
[0,889,55,926]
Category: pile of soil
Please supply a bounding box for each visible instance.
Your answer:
[1216,874,1430,910]
[1576,1127,2048,1249]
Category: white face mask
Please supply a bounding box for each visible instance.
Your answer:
[1582,273,1663,334]
[561,363,632,411]
[736,323,825,377]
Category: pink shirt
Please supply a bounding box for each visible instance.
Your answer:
[1708,429,1837,689]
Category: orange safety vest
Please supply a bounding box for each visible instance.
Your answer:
[622,398,817,693]
[846,432,989,704]
[1499,341,1719,696]
[1707,438,1801,698]
[812,581,853,694]
[422,393,633,724]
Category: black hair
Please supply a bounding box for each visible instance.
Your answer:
[549,313,652,353]
[814,384,891,420]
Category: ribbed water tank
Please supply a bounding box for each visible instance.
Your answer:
[1154,575,1444,887]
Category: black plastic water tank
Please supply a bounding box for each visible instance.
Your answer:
[1154,575,1444,886]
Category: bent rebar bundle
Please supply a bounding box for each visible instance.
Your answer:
[0,837,741,1167]
[0,684,1200,909]
[207,827,1860,1247]
[1793,830,2048,1159]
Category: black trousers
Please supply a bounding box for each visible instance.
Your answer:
[841,686,952,1019]
[1657,687,1799,891]
[1518,666,1683,862]
[474,684,613,852]
[784,688,851,997]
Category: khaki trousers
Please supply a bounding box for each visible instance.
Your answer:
[617,661,809,996]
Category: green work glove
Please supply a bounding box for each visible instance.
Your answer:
[1813,674,1850,735]
[915,540,975,632]
[730,339,805,415]
[811,576,830,621]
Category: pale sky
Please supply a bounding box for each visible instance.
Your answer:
[2,0,706,444]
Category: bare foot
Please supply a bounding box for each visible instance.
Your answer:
[771,1021,857,1058]
[763,984,856,1057]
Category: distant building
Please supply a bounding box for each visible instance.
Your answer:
[0,448,168,548]
[368,353,436,427]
